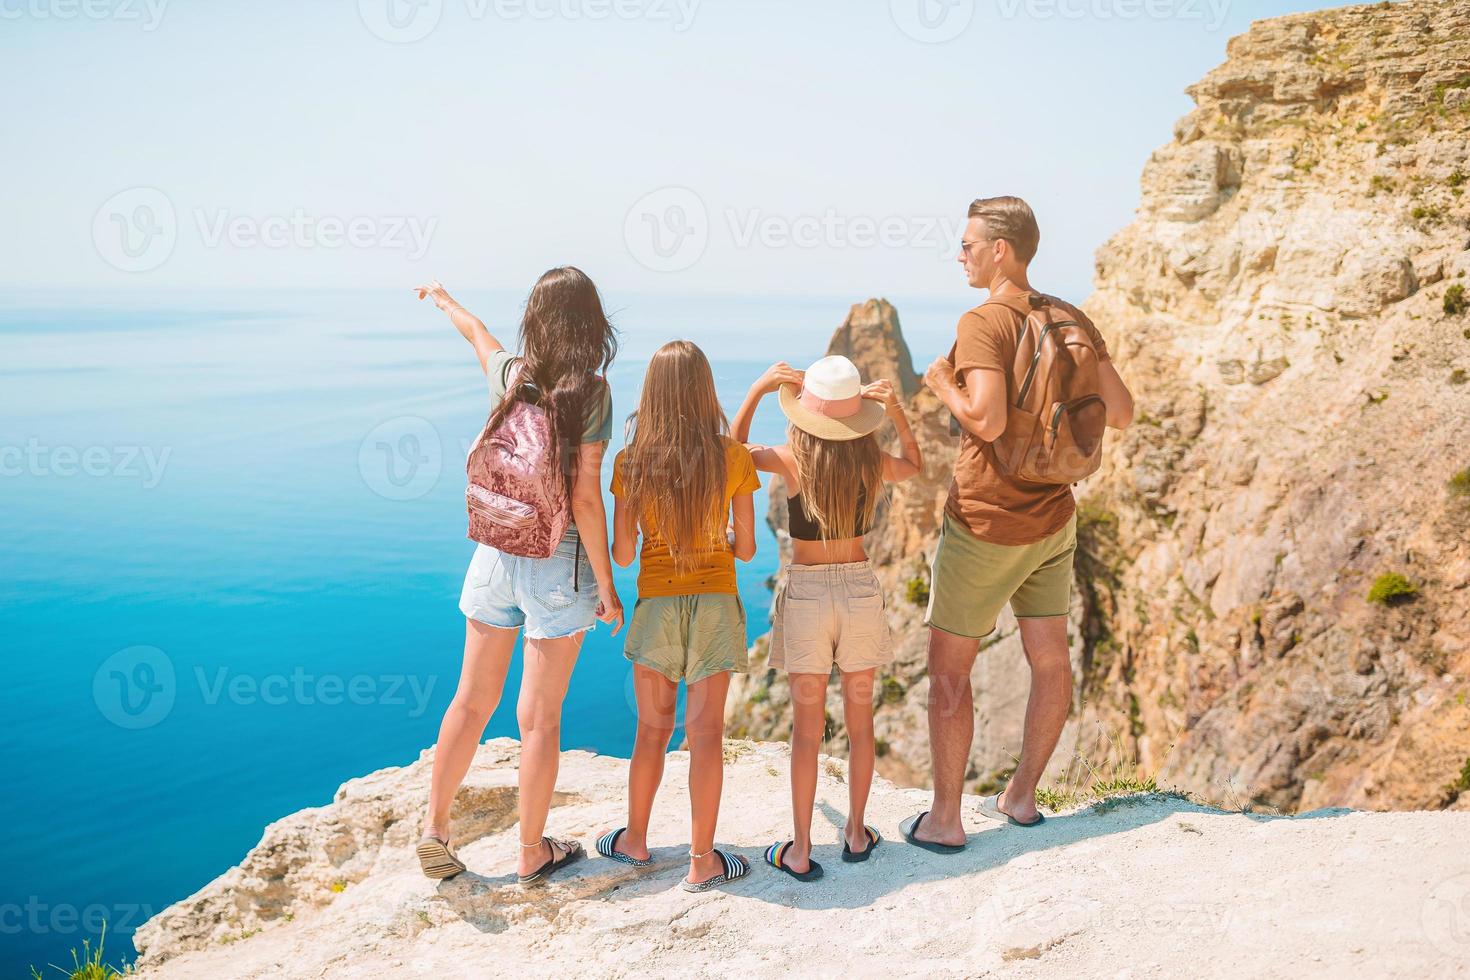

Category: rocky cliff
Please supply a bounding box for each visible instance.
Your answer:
[728,0,1470,813]
[129,739,1470,978]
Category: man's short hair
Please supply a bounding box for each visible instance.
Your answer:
[968,196,1040,264]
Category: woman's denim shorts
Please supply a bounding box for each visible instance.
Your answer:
[458,530,598,640]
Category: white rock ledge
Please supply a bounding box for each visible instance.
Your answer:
[132,738,1470,979]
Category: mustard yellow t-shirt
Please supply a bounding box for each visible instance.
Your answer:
[610,437,760,598]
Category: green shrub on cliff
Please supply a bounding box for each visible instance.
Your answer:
[904,575,930,606]
[1451,467,1470,496]
[1367,572,1418,606]
[1446,283,1468,316]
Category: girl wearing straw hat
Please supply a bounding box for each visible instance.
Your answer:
[731,355,922,881]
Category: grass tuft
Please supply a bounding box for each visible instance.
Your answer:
[1447,283,1468,316]
[29,924,130,980]
[1030,726,1176,815]
[1450,467,1470,497]
[1367,572,1418,606]
[904,576,930,606]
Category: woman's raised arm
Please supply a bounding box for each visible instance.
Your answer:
[416,280,505,374]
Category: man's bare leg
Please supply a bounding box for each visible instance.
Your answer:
[914,625,980,846]
[998,615,1072,824]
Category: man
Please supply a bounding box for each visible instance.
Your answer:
[903,196,1133,849]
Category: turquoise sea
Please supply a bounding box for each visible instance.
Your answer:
[0,288,967,973]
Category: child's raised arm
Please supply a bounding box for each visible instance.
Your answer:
[861,380,923,483]
[732,361,803,445]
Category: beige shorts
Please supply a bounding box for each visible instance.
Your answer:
[770,561,893,675]
[624,593,748,684]
[925,511,1077,639]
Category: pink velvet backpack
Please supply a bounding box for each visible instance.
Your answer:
[465,369,572,560]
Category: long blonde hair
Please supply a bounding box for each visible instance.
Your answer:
[620,341,729,571]
[789,425,883,541]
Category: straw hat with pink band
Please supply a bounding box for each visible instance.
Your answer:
[778,355,887,441]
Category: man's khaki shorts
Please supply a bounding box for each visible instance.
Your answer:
[925,512,1077,639]
[770,561,894,674]
[624,593,748,684]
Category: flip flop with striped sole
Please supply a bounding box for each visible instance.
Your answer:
[416,836,467,880]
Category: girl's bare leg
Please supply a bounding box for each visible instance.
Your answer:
[614,665,679,862]
[684,670,732,884]
[514,630,585,876]
[784,672,829,873]
[840,668,878,852]
[424,618,518,840]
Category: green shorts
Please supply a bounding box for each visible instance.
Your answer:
[925,512,1077,639]
[624,593,748,684]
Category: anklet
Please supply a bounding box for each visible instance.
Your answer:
[519,838,546,849]
[688,847,713,859]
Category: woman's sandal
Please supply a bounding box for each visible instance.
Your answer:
[764,841,824,881]
[680,849,751,893]
[517,837,585,885]
[840,825,882,864]
[596,827,653,868]
[416,835,467,880]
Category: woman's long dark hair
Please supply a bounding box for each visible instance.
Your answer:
[486,266,618,489]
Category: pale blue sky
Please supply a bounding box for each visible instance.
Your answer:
[1,0,1357,301]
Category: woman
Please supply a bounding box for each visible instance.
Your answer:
[414,268,622,885]
[731,355,921,881]
[596,340,759,892]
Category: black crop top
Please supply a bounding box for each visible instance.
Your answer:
[787,486,870,542]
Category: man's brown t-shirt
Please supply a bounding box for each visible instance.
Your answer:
[944,291,1111,546]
